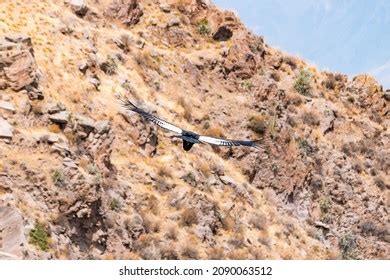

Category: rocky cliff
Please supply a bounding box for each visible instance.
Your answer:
[0,0,388,259]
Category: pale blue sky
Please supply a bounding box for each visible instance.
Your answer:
[214,0,390,88]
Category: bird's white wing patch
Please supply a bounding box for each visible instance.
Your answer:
[199,135,259,148]
[151,117,183,134]
[199,136,234,146]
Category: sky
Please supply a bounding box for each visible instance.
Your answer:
[213,0,390,89]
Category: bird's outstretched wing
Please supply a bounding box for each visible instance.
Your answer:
[198,135,264,149]
[118,95,183,135]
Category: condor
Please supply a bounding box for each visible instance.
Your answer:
[119,95,264,151]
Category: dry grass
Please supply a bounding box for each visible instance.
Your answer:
[178,96,192,121]
[301,110,320,126]
[31,101,44,115]
[181,245,199,259]
[198,161,211,177]
[161,246,180,260]
[164,226,178,241]
[48,124,61,133]
[134,49,160,72]
[203,126,225,138]
[270,71,281,82]
[146,195,160,215]
[142,214,161,234]
[249,212,268,230]
[286,91,303,106]
[173,0,193,11]
[248,114,267,136]
[180,208,198,227]
[322,74,336,90]
[207,247,225,259]
[283,56,298,70]
[157,165,172,178]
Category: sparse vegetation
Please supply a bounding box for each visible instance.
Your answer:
[134,49,160,71]
[299,139,316,155]
[339,233,357,259]
[51,169,65,187]
[270,71,281,82]
[294,69,312,96]
[241,80,253,91]
[178,96,192,121]
[204,126,225,139]
[48,124,61,133]
[157,165,172,178]
[29,222,50,251]
[161,246,179,260]
[31,101,44,115]
[164,226,178,241]
[87,164,102,186]
[181,171,197,186]
[301,110,320,126]
[283,56,297,69]
[374,176,386,190]
[110,198,122,211]
[319,197,332,223]
[197,18,211,35]
[360,220,377,236]
[180,208,198,227]
[198,161,211,177]
[323,74,336,90]
[249,213,267,230]
[248,114,267,136]
[181,246,199,259]
[100,55,118,75]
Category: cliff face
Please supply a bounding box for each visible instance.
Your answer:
[0,0,388,260]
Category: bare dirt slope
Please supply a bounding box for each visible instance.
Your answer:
[0,0,388,259]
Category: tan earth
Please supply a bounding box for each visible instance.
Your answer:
[0,0,388,259]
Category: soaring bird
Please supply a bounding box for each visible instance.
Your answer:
[119,95,264,151]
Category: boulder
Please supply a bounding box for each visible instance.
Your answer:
[0,101,15,113]
[0,35,41,99]
[76,114,95,130]
[384,91,390,102]
[0,206,26,259]
[107,0,143,26]
[69,0,89,17]
[0,117,13,139]
[46,102,66,114]
[159,3,171,13]
[49,111,69,124]
[166,17,180,28]
[213,26,233,41]
[3,52,37,91]
[219,175,237,186]
[95,120,110,134]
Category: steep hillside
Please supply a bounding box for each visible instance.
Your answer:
[0,0,388,260]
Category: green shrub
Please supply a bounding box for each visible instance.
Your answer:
[87,164,102,186]
[294,69,312,96]
[51,169,65,187]
[319,197,332,223]
[339,233,357,259]
[299,139,316,155]
[110,198,122,211]
[29,222,50,251]
[241,80,253,91]
[197,19,211,35]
